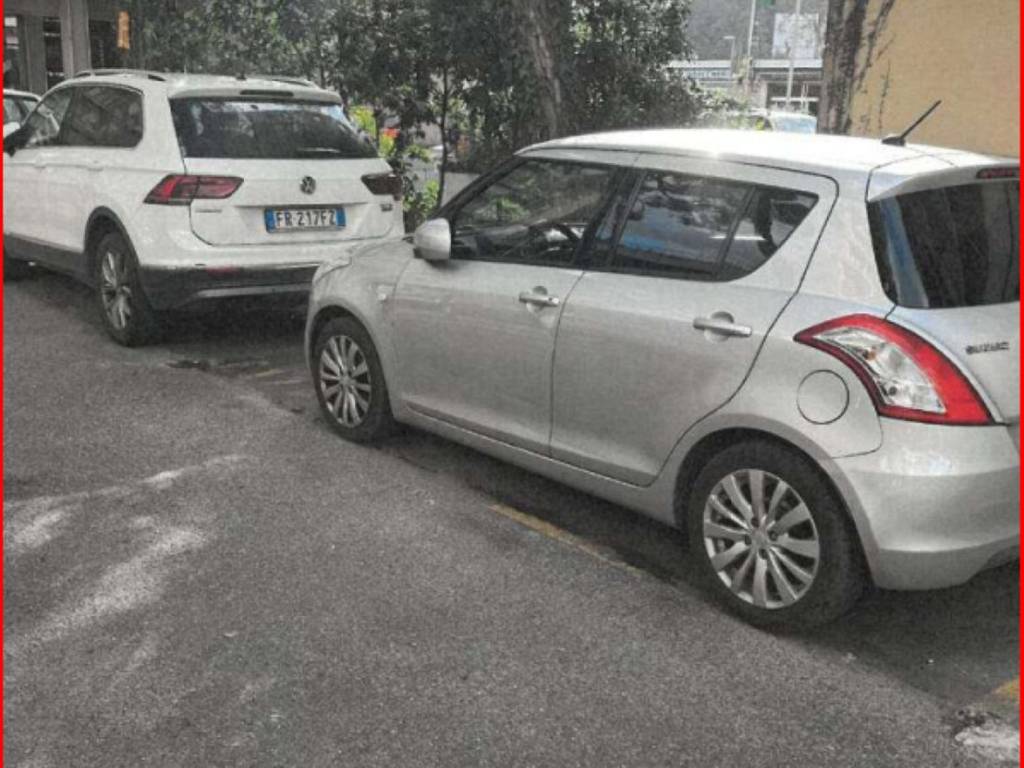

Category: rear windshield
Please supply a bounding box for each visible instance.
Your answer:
[868,181,1019,308]
[170,98,378,160]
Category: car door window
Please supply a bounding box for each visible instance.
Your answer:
[720,187,818,280]
[450,159,619,266]
[609,172,749,281]
[21,89,73,149]
[62,86,143,147]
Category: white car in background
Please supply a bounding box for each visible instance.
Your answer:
[3,88,39,137]
[2,70,403,345]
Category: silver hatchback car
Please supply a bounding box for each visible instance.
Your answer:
[306,129,1019,627]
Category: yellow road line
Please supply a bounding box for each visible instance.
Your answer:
[993,678,1019,702]
[252,368,285,379]
[488,503,640,575]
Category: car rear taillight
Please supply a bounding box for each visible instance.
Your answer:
[361,172,403,201]
[144,175,243,205]
[795,314,992,426]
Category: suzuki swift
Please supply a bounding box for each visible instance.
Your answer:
[3,70,403,345]
[305,129,1019,627]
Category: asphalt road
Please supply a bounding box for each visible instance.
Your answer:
[4,269,1019,767]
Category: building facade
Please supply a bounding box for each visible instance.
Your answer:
[4,0,121,95]
[839,0,1019,157]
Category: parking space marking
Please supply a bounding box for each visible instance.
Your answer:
[488,503,641,576]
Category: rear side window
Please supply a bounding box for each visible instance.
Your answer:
[869,181,1019,308]
[62,86,142,147]
[170,98,377,160]
[721,188,818,280]
[601,171,816,282]
[611,172,748,280]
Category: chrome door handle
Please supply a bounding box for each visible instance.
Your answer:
[693,314,752,338]
[518,291,560,308]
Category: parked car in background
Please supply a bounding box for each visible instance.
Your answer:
[2,70,403,346]
[706,108,818,134]
[3,88,39,137]
[306,128,1019,628]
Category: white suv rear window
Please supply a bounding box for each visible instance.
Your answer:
[170,98,378,160]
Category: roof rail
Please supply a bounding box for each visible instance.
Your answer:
[253,75,320,89]
[74,69,167,82]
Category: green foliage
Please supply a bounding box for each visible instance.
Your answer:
[127,0,714,177]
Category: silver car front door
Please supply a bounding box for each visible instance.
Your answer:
[551,156,838,485]
[392,157,628,454]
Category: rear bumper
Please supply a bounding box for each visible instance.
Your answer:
[831,421,1019,590]
[139,263,319,309]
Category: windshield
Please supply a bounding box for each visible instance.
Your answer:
[170,98,378,160]
[769,114,817,133]
[4,96,36,124]
[868,180,1019,308]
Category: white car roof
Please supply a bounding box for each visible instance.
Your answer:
[523,128,1008,187]
[67,70,339,103]
[4,89,39,101]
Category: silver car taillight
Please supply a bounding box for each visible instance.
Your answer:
[795,314,992,426]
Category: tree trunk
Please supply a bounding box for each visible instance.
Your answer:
[509,0,564,140]
[819,0,865,135]
[437,66,450,207]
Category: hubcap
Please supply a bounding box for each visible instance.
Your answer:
[319,335,372,427]
[702,469,820,610]
[100,249,133,331]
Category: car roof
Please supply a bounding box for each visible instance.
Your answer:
[524,128,1001,179]
[68,70,338,102]
[4,89,39,100]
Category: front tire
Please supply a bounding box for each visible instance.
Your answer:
[313,316,396,443]
[687,440,865,628]
[94,231,160,346]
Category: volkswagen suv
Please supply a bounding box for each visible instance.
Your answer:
[305,129,1019,627]
[3,70,402,345]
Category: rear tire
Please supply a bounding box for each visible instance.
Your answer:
[313,316,396,443]
[94,231,161,346]
[687,440,865,629]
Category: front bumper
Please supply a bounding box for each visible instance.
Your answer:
[832,420,1019,590]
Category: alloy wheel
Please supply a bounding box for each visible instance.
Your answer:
[319,334,372,427]
[100,249,133,331]
[702,469,820,609]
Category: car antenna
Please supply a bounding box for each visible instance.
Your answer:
[881,100,942,146]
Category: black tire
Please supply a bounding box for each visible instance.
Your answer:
[312,316,396,443]
[93,230,161,346]
[686,440,865,629]
[4,255,31,281]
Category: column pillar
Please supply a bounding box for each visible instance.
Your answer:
[59,0,91,77]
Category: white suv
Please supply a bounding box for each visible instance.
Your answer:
[3,70,403,345]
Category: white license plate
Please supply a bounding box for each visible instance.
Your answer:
[265,208,346,232]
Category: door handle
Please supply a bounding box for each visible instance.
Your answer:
[518,290,560,308]
[694,313,752,338]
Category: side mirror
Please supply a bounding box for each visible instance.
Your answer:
[414,218,452,262]
[3,126,26,155]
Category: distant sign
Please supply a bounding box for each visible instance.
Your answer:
[772,13,821,59]
[683,66,733,82]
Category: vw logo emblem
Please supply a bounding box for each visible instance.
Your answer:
[300,176,316,195]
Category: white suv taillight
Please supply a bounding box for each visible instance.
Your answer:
[144,175,243,205]
[795,314,992,426]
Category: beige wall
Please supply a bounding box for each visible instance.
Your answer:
[848,0,1019,157]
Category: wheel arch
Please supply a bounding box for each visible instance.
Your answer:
[671,426,867,570]
[84,208,133,285]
